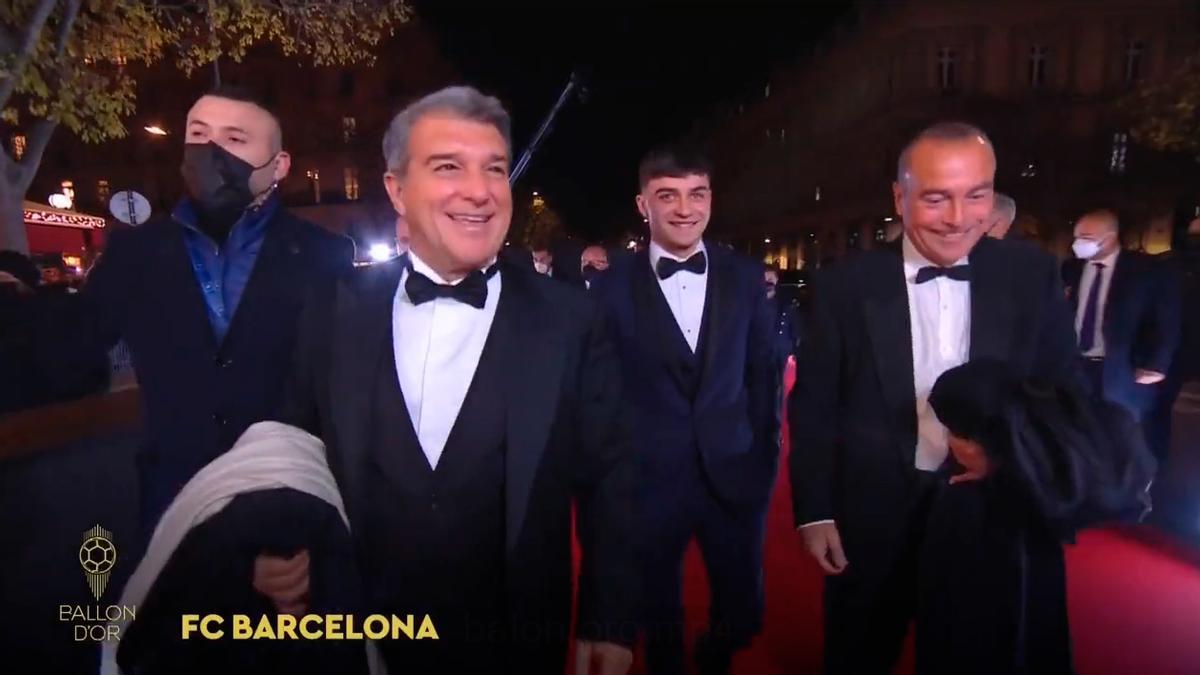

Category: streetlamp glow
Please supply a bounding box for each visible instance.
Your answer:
[368,243,394,262]
[144,125,168,136]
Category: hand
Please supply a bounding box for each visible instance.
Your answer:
[253,550,310,615]
[948,434,991,485]
[574,640,633,675]
[799,522,848,575]
[1135,369,1166,385]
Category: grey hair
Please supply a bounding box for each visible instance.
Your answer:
[992,192,1016,223]
[896,121,994,186]
[381,86,512,175]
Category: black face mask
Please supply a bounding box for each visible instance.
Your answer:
[180,142,275,238]
[582,264,603,283]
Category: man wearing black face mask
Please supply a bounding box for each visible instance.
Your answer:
[67,84,355,537]
[580,244,610,290]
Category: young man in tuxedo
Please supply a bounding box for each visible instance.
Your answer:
[590,146,781,675]
[254,86,637,675]
[790,122,1081,674]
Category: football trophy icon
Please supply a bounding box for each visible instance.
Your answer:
[80,525,117,601]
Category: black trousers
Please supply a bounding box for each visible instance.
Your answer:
[823,471,939,675]
[639,462,768,675]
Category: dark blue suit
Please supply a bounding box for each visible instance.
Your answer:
[75,209,353,532]
[1063,251,1181,419]
[591,243,781,674]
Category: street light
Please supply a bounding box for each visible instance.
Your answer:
[368,243,394,262]
[144,125,168,136]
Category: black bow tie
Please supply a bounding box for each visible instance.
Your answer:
[405,265,497,309]
[915,264,970,284]
[656,251,707,280]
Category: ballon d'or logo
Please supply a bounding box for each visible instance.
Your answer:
[79,525,117,601]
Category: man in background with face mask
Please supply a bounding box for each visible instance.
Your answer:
[77,84,354,534]
[1062,207,1181,426]
[581,244,609,289]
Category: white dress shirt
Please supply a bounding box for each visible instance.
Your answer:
[392,251,501,469]
[649,241,708,352]
[1074,249,1119,358]
[800,237,971,530]
[903,235,972,471]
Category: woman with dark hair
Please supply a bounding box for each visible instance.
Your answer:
[918,359,1155,675]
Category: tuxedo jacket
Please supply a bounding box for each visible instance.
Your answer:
[278,257,638,648]
[789,237,1082,576]
[590,244,782,512]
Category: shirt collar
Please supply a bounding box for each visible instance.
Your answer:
[902,233,969,282]
[405,249,498,286]
[1093,247,1120,268]
[649,239,707,273]
[174,193,280,246]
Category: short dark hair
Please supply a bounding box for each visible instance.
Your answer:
[204,83,276,115]
[897,121,993,185]
[764,263,781,275]
[200,83,282,151]
[638,144,713,190]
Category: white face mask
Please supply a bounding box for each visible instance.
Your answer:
[534,261,550,275]
[1072,238,1103,260]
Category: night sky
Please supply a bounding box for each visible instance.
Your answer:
[413,0,854,243]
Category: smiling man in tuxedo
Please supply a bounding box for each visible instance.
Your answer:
[790,122,1081,674]
[590,145,780,675]
[255,86,637,675]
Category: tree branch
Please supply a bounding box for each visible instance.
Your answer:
[16,117,59,192]
[0,0,59,112]
[52,0,82,61]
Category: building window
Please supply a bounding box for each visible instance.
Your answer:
[344,167,360,201]
[342,116,357,143]
[306,169,321,204]
[1029,44,1048,88]
[937,47,957,91]
[1125,40,1145,83]
[1109,132,1129,174]
[97,179,110,204]
[11,134,25,160]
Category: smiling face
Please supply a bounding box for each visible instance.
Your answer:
[893,136,995,266]
[637,173,711,257]
[383,113,512,280]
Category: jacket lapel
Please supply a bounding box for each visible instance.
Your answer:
[219,214,300,350]
[696,245,734,408]
[968,238,1015,362]
[331,258,404,525]
[1104,253,1132,337]
[161,221,220,354]
[496,265,566,553]
[862,249,918,463]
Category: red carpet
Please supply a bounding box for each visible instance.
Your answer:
[577,363,1200,675]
